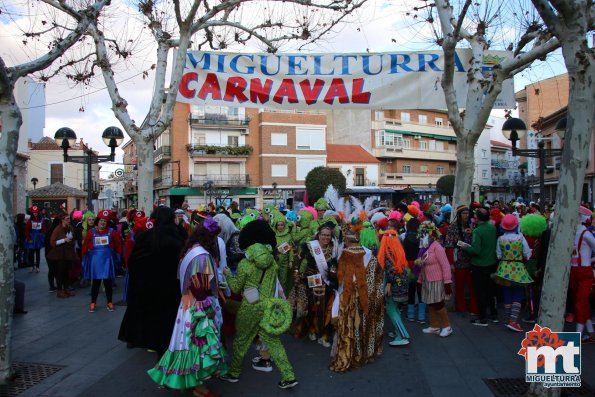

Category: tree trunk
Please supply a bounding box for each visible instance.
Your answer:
[135,136,155,213]
[452,136,477,210]
[0,91,20,383]
[527,34,594,397]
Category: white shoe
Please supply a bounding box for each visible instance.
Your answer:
[308,333,317,341]
[317,338,331,348]
[389,338,410,346]
[422,327,441,335]
[439,326,453,337]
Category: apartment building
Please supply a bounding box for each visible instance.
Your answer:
[121,139,138,208]
[487,140,521,202]
[371,109,457,190]
[326,144,380,188]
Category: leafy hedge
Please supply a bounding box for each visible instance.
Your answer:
[436,174,455,196]
[185,144,253,156]
[305,167,346,203]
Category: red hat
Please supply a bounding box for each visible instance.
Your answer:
[132,217,148,233]
[133,210,145,221]
[29,205,40,214]
[470,201,482,210]
[97,209,112,220]
[490,208,503,224]
[145,220,154,229]
[501,214,519,231]
[579,206,592,217]
[376,217,388,230]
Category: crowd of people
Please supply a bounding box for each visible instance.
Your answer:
[13,191,595,396]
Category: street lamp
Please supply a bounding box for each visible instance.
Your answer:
[272,182,278,206]
[502,117,563,205]
[54,126,124,211]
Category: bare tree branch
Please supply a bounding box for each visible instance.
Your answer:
[40,0,81,20]
[530,0,562,34]
[500,35,560,76]
[454,0,473,39]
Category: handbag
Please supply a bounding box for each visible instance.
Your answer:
[243,269,267,304]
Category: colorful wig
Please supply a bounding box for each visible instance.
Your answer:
[520,214,548,237]
[377,230,407,272]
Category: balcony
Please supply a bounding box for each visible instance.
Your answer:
[373,146,457,161]
[153,176,172,189]
[189,113,250,128]
[186,144,253,160]
[492,178,510,186]
[379,172,444,186]
[190,174,250,187]
[154,145,171,164]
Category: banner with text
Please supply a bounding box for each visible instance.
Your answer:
[178,50,514,109]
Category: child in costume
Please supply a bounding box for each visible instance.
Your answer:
[378,229,410,346]
[494,214,532,332]
[292,207,316,247]
[519,214,548,323]
[270,209,295,294]
[25,205,46,273]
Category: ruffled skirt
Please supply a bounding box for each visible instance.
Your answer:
[147,298,227,389]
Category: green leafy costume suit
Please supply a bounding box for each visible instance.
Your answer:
[292,209,315,248]
[270,209,295,294]
[224,244,296,382]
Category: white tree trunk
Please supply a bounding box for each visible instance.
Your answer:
[135,137,155,213]
[527,32,594,397]
[0,92,20,382]
[452,136,476,208]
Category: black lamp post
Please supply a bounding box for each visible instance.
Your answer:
[272,182,278,206]
[54,126,124,211]
[501,117,564,205]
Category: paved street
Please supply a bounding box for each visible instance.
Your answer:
[9,255,595,397]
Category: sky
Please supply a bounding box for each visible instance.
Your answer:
[0,0,568,178]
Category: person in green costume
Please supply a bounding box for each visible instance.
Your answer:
[269,209,295,294]
[238,211,259,230]
[221,220,298,389]
[148,218,226,397]
[292,208,316,247]
[313,198,339,237]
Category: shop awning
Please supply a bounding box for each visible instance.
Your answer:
[386,129,458,141]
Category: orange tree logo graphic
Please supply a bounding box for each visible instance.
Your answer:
[518,324,565,368]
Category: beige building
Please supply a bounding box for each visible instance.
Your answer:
[27,137,100,209]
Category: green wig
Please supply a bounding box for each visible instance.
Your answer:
[359,221,379,250]
[520,214,548,237]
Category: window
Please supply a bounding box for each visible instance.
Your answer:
[355,168,365,186]
[482,149,487,159]
[419,141,428,150]
[271,164,288,177]
[418,114,428,124]
[50,163,63,184]
[271,133,287,146]
[435,117,444,127]
[437,166,445,175]
[194,163,207,176]
[482,170,488,179]
[402,165,412,174]
[296,158,326,180]
[420,165,428,173]
[403,139,411,149]
[296,127,325,150]
[375,111,384,121]
[228,136,239,146]
[400,112,410,122]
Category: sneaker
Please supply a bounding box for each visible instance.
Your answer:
[252,356,274,364]
[417,319,426,325]
[308,333,317,341]
[522,316,537,324]
[252,359,273,372]
[89,303,96,313]
[565,313,574,323]
[219,374,239,383]
[317,338,331,348]
[422,327,441,335]
[439,326,453,337]
[49,287,57,293]
[278,379,298,389]
[389,338,410,346]
[505,321,523,332]
[107,303,114,312]
[470,319,488,327]
[489,315,500,323]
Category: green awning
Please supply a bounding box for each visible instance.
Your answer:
[386,129,458,141]
[169,187,203,196]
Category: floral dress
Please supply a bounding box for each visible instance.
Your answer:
[494,238,533,286]
[148,246,226,389]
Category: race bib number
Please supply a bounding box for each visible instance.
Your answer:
[94,236,109,246]
[277,242,292,254]
[307,274,323,288]
[32,222,42,230]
